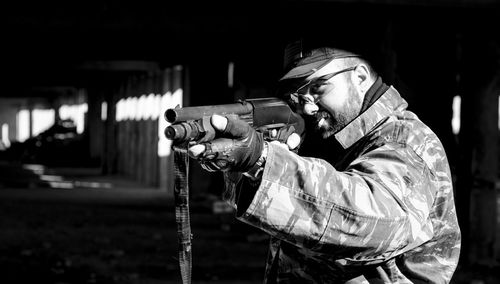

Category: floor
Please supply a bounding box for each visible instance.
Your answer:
[0,164,499,284]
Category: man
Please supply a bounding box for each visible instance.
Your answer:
[189,46,461,283]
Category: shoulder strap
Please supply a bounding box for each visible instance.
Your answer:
[173,145,192,284]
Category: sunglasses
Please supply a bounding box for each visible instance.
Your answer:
[286,66,357,108]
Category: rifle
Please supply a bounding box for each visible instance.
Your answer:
[165,97,305,144]
[164,97,305,284]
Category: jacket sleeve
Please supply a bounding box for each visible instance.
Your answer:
[236,142,437,263]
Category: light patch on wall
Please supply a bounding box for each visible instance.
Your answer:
[17,109,30,142]
[59,103,88,134]
[115,99,124,121]
[136,94,160,121]
[158,88,183,157]
[1,123,10,148]
[127,97,138,121]
[148,93,161,120]
[115,94,161,121]
[113,89,183,157]
[452,95,461,135]
[228,62,234,88]
[32,109,55,137]
[451,94,499,133]
[136,95,148,120]
[115,98,129,121]
[101,102,108,121]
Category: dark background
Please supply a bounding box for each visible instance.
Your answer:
[1,0,499,283]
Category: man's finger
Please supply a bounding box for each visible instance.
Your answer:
[211,114,228,132]
[221,115,252,138]
[286,133,301,150]
[188,144,206,158]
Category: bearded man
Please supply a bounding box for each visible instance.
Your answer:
[189,45,461,283]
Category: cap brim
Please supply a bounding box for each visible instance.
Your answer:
[279,58,332,81]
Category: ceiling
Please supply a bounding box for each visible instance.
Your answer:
[3,0,499,97]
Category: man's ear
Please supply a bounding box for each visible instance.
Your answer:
[352,64,371,93]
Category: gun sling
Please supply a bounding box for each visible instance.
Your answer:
[174,145,192,284]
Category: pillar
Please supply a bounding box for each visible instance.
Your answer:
[458,28,499,266]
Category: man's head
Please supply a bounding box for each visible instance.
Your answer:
[280,47,378,139]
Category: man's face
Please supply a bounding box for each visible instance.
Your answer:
[288,63,363,139]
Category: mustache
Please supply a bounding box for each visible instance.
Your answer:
[315,110,333,126]
[316,110,330,120]
[302,110,330,126]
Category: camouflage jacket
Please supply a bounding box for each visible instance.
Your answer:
[224,87,461,283]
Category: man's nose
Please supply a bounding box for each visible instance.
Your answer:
[299,94,319,115]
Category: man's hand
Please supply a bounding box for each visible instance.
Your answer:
[188,115,264,172]
[189,114,302,172]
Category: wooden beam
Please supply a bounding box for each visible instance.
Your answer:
[283,0,500,6]
[75,61,161,72]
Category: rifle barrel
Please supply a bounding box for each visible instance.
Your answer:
[165,102,253,123]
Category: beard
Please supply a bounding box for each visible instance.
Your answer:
[314,84,361,139]
[314,110,349,139]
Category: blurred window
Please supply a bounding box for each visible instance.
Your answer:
[59,104,87,134]
[32,109,55,136]
[2,123,10,148]
[452,95,461,135]
[17,109,30,142]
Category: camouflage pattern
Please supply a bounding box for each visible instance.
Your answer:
[224,87,461,283]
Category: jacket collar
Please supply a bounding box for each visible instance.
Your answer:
[334,86,408,149]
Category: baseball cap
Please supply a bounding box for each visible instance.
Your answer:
[280,41,359,81]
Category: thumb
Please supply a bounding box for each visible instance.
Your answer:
[216,114,252,138]
[286,133,301,150]
[188,144,206,158]
[211,114,228,132]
